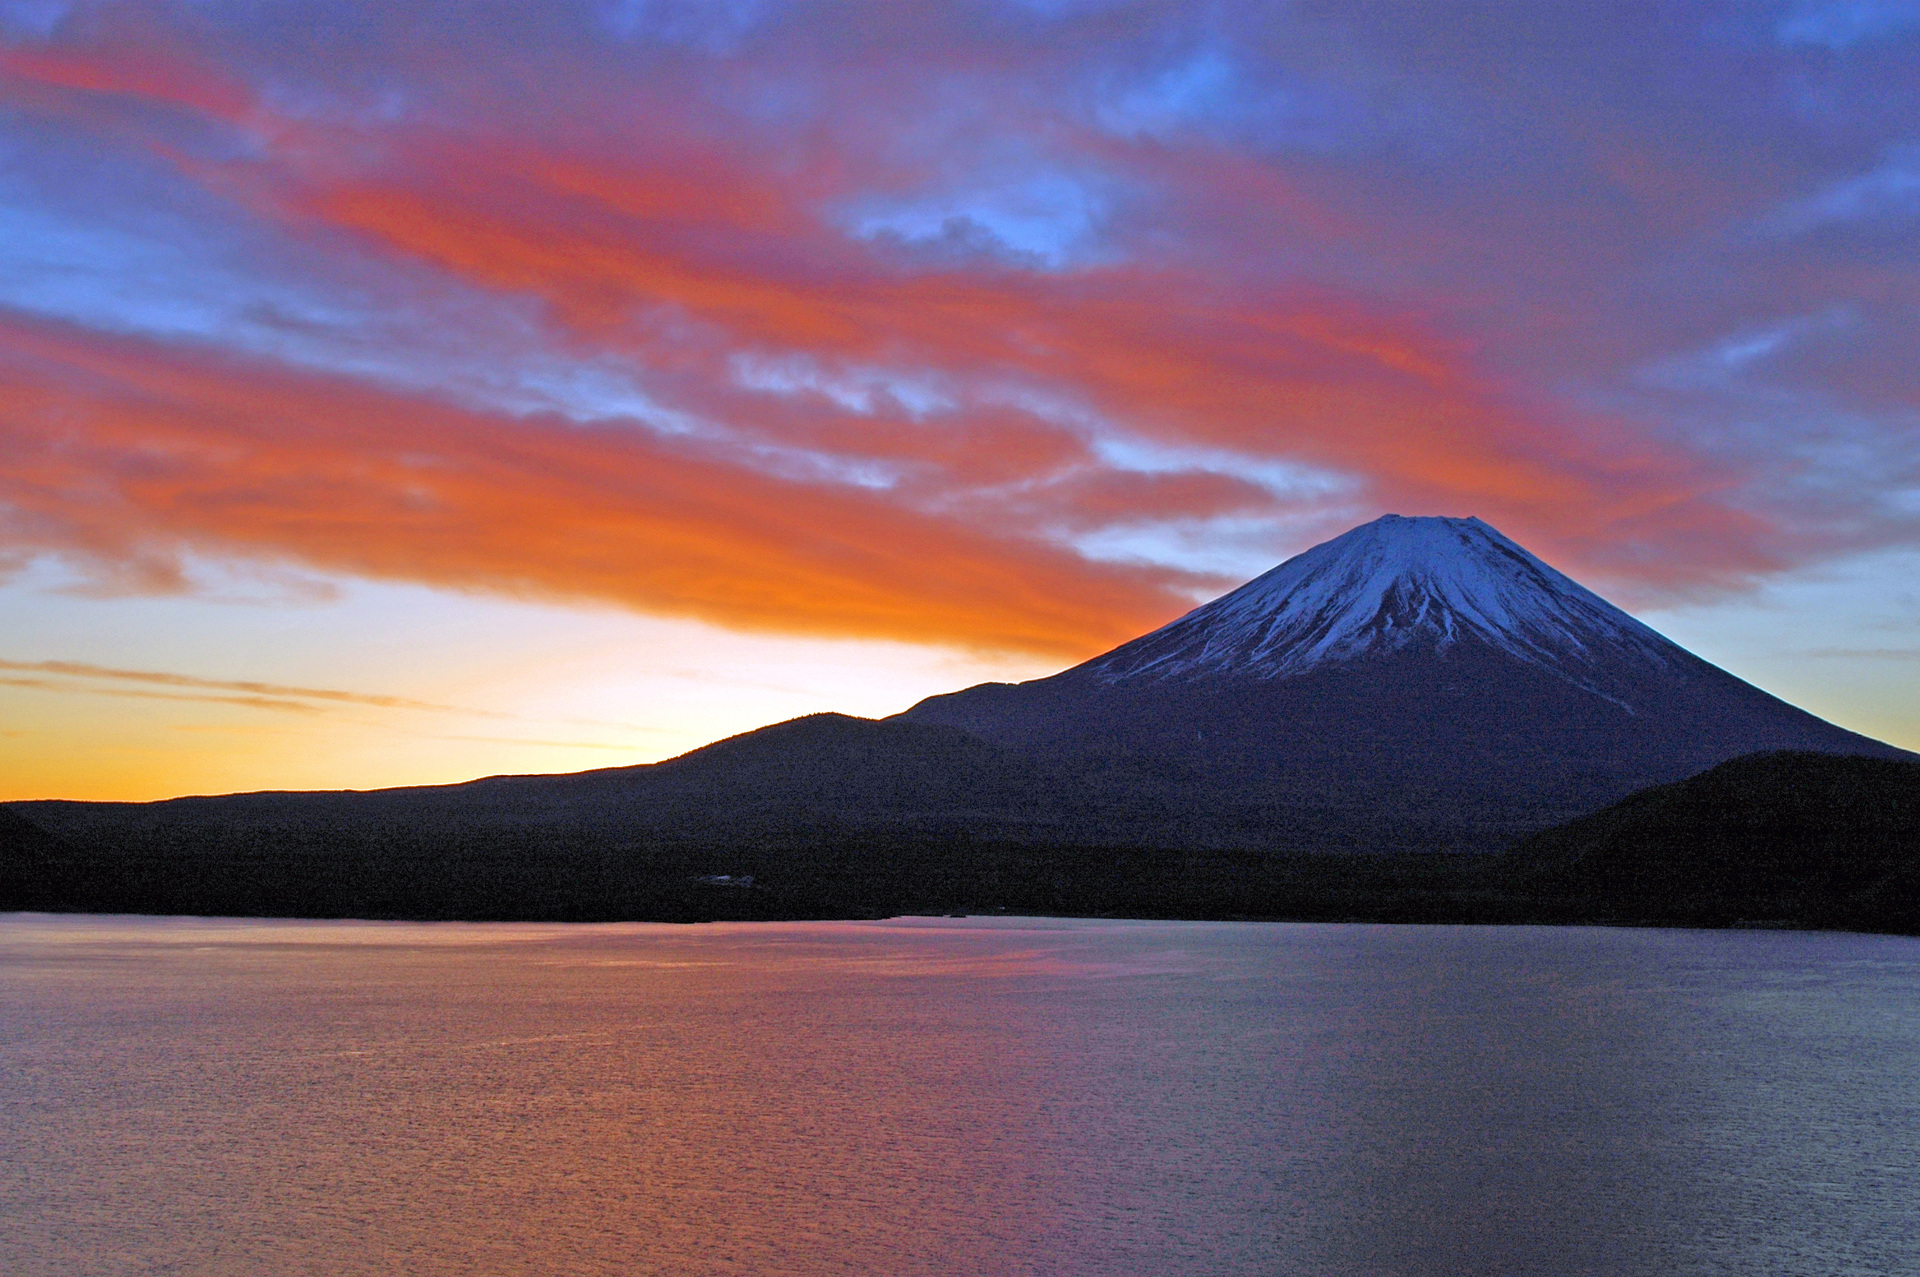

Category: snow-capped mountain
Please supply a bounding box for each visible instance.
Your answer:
[17,515,1909,901]
[899,514,1905,851]
[1084,515,1674,690]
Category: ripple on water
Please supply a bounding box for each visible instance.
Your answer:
[2,915,1917,1276]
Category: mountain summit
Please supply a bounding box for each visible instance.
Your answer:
[1082,515,1675,698]
[900,514,1903,850]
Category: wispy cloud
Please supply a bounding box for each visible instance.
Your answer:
[0,657,498,714]
[429,734,646,752]
[1794,646,1920,660]
[0,656,671,730]
[1762,150,1920,237]
[0,674,319,713]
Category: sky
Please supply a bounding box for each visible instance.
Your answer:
[2,0,1918,801]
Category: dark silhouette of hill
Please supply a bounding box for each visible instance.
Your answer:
[29,714,1070,842]
[8,715,1101,921]
[8,747,1918,931]
[1489,751,1920,931]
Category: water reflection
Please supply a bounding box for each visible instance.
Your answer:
[1,916,1916,1275]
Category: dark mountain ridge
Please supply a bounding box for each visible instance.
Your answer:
[24,714,1089,843]
[1490,751,1920,931]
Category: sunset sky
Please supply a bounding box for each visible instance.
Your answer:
[4,0,1918,801]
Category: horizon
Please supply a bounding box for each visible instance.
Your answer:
[5,2,1919,800]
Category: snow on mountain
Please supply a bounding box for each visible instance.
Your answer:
[1084,515,1678,687]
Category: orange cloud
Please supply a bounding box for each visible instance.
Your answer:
[0,31,1790,643]
[0,315,1195,656]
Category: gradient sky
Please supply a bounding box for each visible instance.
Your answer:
[3,0,1918,801]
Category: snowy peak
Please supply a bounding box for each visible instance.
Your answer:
[1084,515,1679,684]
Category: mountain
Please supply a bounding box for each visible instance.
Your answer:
[8,514,1911,924]
[899,515,1905,851]
[1494,751,1920,931]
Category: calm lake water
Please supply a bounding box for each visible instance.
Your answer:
[2,915,1917,1276]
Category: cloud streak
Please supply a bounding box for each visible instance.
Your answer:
[0,657,496,712]
[0,674,319,713]
[0,655,690,733]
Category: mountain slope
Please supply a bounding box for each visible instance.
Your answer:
[8,714,1121,920]
[81,713,1037,809]
[19,713,1090,853]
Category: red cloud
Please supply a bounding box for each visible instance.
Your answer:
[297,143,1771,580]
[0,315,1198,656]
[0,40,253,125]
[0,26,1795,655]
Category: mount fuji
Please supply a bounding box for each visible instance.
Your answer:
[898,514,1904,851]
[10,513,1912,923]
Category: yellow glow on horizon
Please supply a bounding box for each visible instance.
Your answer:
[0,581,1063,803]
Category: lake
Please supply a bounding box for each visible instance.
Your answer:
[2,915,1916,1275]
